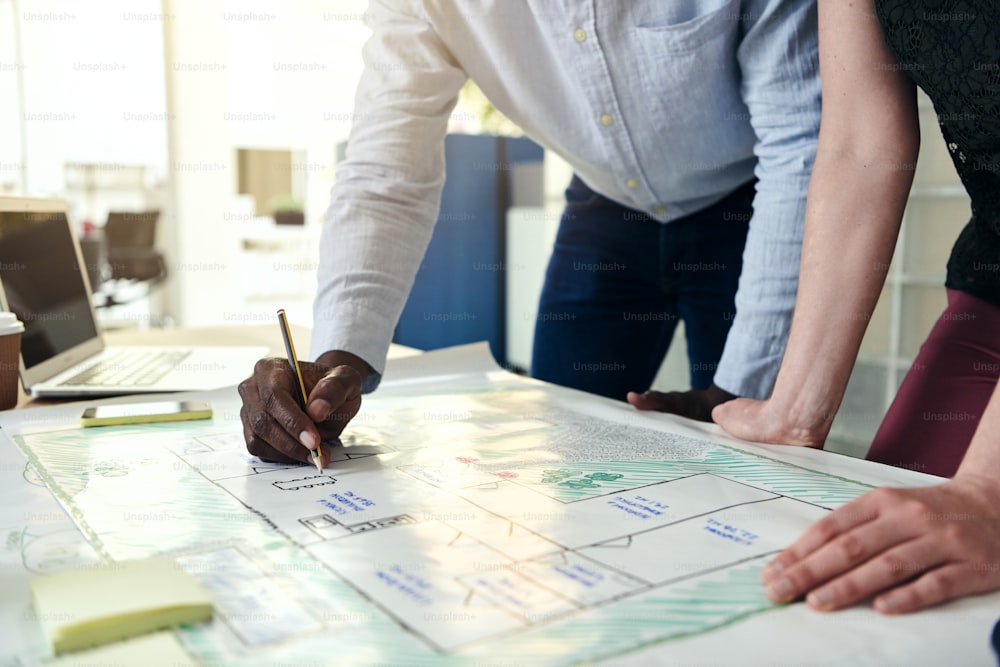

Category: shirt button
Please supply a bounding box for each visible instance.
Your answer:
[625,178,638,189]
[654,206,666,217]
[573,28,587,43]
[600,113,613,126]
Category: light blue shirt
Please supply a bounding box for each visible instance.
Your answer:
[313,0,820,399]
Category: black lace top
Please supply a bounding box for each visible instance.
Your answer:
[875,0,1000,307]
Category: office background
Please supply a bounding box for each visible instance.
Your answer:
[0,0,970,458]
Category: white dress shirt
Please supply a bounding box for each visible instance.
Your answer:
[313,0,821,398]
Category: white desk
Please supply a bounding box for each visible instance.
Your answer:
[1,344,997,666]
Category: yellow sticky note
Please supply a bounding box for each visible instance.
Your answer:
[46,630,198,667]
[31,558,213,655]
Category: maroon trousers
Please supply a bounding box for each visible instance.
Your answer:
[867,289,1000,478]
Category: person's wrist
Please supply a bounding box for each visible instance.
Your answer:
[952,467,1000,490]
[766,386,836,446]
[315,349,374,384]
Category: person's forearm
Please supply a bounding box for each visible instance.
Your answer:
[310,0,465,392]
[768,141,916,431]
[751,0,922,439]
[955,381,1000,477]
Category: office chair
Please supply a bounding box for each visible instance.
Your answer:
[93,210,167,308]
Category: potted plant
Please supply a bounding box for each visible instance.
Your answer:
[269,196,305,226]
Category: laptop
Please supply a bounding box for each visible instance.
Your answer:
[0,196,269,398]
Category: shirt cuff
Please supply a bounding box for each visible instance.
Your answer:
[712,325,789,400]
[310,301,395,395]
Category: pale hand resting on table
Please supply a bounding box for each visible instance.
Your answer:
[238,351,371,466]
[626,383,736,423]
[716,382,1000,614]
[758,472,1000,614]
[711,394,832,447]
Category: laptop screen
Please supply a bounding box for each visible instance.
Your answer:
[0,209,98,369]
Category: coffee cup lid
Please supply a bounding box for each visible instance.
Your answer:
[0,312,24,335]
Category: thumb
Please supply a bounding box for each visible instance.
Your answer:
[306,365,363,422]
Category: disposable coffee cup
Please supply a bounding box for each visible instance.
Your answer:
[0,312,24,410]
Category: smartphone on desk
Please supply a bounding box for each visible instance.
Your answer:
[80,400,213,427]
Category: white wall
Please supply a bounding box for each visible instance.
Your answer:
[0,0,167,215]
[0,0,375,328]
[160,0,369,327]
[0,0,24,194]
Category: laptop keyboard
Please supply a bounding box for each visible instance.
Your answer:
[60,349,193,387]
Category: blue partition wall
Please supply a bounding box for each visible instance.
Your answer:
[393,134,543,367]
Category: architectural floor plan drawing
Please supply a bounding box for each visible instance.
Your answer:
[14,358,892,666]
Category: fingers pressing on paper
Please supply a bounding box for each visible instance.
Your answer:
[760,478,1000,614]
[626,383,736,423]
[238,357,324,465]
[240,404,303,465]
[238,357,368,467]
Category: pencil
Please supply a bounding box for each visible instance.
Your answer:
[277,309,323,472]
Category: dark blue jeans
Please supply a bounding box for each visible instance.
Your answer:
[993,617,1000,665]
[993,621,1000,665]
[531,175,753,400]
